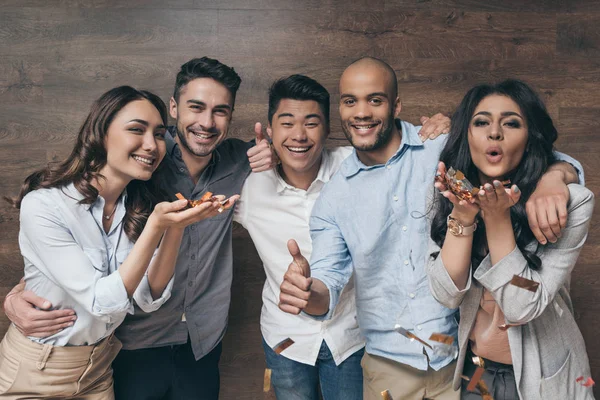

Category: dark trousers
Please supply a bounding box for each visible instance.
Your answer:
[461,348,518,400]
[112,340,222,400]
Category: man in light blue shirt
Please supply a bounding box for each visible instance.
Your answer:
[278,57,583,399]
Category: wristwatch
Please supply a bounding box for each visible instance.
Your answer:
[447,215,477,236]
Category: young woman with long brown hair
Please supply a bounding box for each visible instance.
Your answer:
[0,86,234,399]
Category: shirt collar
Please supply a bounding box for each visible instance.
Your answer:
[63,182,128,212]
[342,119,423,178]
[275,149,333,194]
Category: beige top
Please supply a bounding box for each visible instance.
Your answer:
[469,288,512,364]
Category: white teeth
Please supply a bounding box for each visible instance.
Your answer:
[132,155,153,165]
[287,147,310,153]
[354,124,376,130]
[191,131,212,139]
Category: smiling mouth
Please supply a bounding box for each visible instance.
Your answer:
[132,155,155,166]
[285,146,312,154]
[190,130,217,140]
[351,123,379,130]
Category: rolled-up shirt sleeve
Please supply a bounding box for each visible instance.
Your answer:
[307,194,353,321]
[133,271,174,313]
[19,193,132,323]
[553,150,585,185]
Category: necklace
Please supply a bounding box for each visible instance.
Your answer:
[103,204,117,220]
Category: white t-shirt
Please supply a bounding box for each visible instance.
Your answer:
[235,147,364,366]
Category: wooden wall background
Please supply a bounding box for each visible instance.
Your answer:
[1,1,599,398]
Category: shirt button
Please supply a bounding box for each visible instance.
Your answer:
[409,293,415,299]
[404,260,409,265]
[190,226,195,231]
[386,165,391,170]
[188,281,193,287]
[191,255,196,260]
[402,226,407,231]
[393,195,398,201]
[417,325,422,330]
[179,167,185,172]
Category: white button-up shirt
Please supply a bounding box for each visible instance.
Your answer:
[235,147,364,366]
[19,184,172,346]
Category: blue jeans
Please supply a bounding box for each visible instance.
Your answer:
[262,337,364,400]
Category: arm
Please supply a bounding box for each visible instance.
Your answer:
[476,184,594,324]
[134,195,240,309]
[526,152,582,245]
[3,279,76,338]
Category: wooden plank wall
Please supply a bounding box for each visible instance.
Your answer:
[1,1,599,398]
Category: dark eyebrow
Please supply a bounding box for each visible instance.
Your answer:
[473,111,524,119]
[277,113,295,119]
[128,119,149,126]
[340,94,355,99]
[305,114,322,120]
[368,92,389,99]
[187,99,232,110]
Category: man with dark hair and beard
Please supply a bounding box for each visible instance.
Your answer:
[3,56,275,400]
[278,57,584,399]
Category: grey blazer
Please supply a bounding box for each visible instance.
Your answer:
[427,184,595,400]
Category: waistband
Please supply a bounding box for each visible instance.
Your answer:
[466,346,514,371]
[4,324,115,365]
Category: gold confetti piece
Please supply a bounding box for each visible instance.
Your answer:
[472,356,486,368]
[381,389,393,400]
[509,275,539,293]
[273,338,295,354]
[467,366,485,392]
[576,376,595,387]
[263,368,272,392]
[394,325,433,349]
[498,323,520,331]
[429,333,454,346]
[461,375,471,381]
[476,379,494,400]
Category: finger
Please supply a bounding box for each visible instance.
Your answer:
[493,180,506,198]
[248,150,271,165]
[556,197,568,231]
[536,204,557,244]
[255,122,265,142]
[507,185,521,206]
[251,163,271,173]
[279,292,308,311]
[483,183,497,203]
[220,195,240,211]
[546,203,562,241]
[26,316,76,332]
[280,280,311,301]
[287,239,310,277]
[20,291,55,310]
[420,116,430,125]
[278,302,302,315]
[526,201,546,245]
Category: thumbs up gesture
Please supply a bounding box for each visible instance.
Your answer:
[279,239,313,315]
[247,122,278,172]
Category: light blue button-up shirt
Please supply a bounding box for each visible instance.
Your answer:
[309,120,584,371]
[19,184,171,346]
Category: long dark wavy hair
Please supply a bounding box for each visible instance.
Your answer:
[5,86,169,242]
[430,79,558,271]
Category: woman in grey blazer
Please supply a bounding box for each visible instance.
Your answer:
[426,79,595,400]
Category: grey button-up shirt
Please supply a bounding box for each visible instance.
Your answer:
[116,128,252,360]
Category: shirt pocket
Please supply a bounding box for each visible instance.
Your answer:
[84,248,109,273]
[538,350,587,399]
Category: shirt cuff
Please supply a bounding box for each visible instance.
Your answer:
[133,274,174,313]
[94,270,134,320]
[473,245,528,291]
[301,275,341,321]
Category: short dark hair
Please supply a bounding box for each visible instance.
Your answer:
[173,57,242,106]
[268,74,330,127]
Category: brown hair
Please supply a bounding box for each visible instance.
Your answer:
[6,86,169,242]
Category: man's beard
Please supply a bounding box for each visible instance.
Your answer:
[176,122,221,157]
[342,118,394,152]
